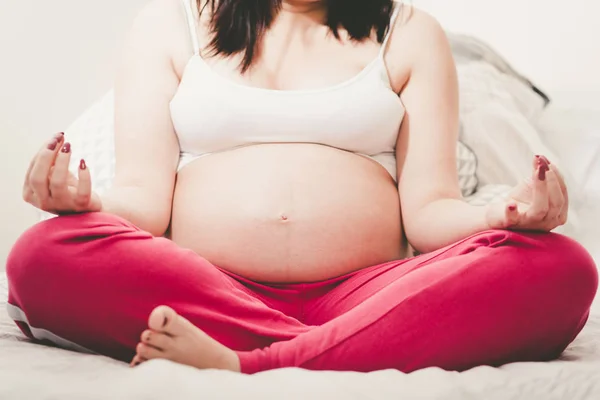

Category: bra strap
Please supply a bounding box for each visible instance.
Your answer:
[380,2,405,55]
[182,0,200,55]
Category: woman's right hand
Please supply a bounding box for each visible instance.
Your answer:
[23,132,102,215]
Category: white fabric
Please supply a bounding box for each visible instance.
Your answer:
[456,60,555,187]
[171,54,405,179]
[535,100,600,262]
[2,272,600,400]
[453,60,586,237]
[456,141,478,196]
[54,90,478,209]
[181,0,200,54]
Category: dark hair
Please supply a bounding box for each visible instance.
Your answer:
[198,0,395,72]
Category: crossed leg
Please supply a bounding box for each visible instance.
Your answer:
[6,213,597,373]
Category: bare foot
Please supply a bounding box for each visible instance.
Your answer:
[130,306,241,372]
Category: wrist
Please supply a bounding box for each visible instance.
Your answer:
[482,201,510,231]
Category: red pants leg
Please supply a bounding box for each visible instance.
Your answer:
[7,215,597,372]
[6,212,309,361]
[237,230,598,373]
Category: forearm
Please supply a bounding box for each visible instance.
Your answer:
[405,198,491,254]
[100,186,172,237]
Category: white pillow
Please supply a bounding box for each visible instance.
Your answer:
[456,61,560,187]
[65,90,115,196]
[454,62,579,236]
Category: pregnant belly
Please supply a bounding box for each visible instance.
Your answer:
[170,144,407,283]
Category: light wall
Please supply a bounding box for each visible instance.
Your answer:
[0,0,149,269]
[0,0,598,268]
[417,0,600,97]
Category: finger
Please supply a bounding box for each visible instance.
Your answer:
[29,133,66,207]
[525,161,550,223]
[67,171,78,187]
[49,142,72,201]
[75,159,92,209]
[549,163,569,208]
[24,132,64,190]
[504,202,522,227]
[544,159,569,225]
[544,169,565,224]
[23,158,37,197]
[553,165,569,225]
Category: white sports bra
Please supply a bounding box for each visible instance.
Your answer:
[170,0,406,181]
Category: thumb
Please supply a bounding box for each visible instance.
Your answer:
[486,201,520,230]
[503,202,521,227]
[67,171,78,186]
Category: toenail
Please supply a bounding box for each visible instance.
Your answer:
[162,316,168,327]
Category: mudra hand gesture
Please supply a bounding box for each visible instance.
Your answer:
[22,133,102,215]
[486,155,568,232]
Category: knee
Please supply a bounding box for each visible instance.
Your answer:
[7,217,64,281]
[514,232,598,309]
[6,212,134,291]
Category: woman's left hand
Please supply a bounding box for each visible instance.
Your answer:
[486,155,569,232]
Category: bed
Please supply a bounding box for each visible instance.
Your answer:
[2,35,600,399]
[1,275,600,399]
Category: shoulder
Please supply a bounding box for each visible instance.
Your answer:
[386,4,455,89]
[392,5,451,59]
[123,0,192,70]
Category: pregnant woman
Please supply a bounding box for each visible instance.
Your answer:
[7,0,598,373]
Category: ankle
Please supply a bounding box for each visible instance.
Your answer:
[219,350,241,372]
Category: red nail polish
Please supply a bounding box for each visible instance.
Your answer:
[79,159,87,170]
[47,139,58,150]
[538,166,547,181]
[508,205,517,211]
[61,143,71,153]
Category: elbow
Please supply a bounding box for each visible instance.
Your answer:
[137,207,172,237]
[144,218,170,237]
[403,219,432,254]
[101,186,173,237]
[405,230,437,255]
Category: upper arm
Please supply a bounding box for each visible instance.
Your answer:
[393,11,462,224]
[113,0,186,224]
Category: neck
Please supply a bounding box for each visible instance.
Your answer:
[280,0,327,23]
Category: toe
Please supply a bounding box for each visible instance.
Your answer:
[141,330,172,351]
[141,329,152,342]
[148,305,188,336]
[130,354,145,368]
[148,306,178,333]
[136,342,164,360]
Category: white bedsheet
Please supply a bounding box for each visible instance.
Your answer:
[1,273,600,400]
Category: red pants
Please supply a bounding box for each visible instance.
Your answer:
[6,212,598,373]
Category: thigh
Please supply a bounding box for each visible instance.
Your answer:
[7,212,308,359]
[304,230,513,324]
[276,229,595,372]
